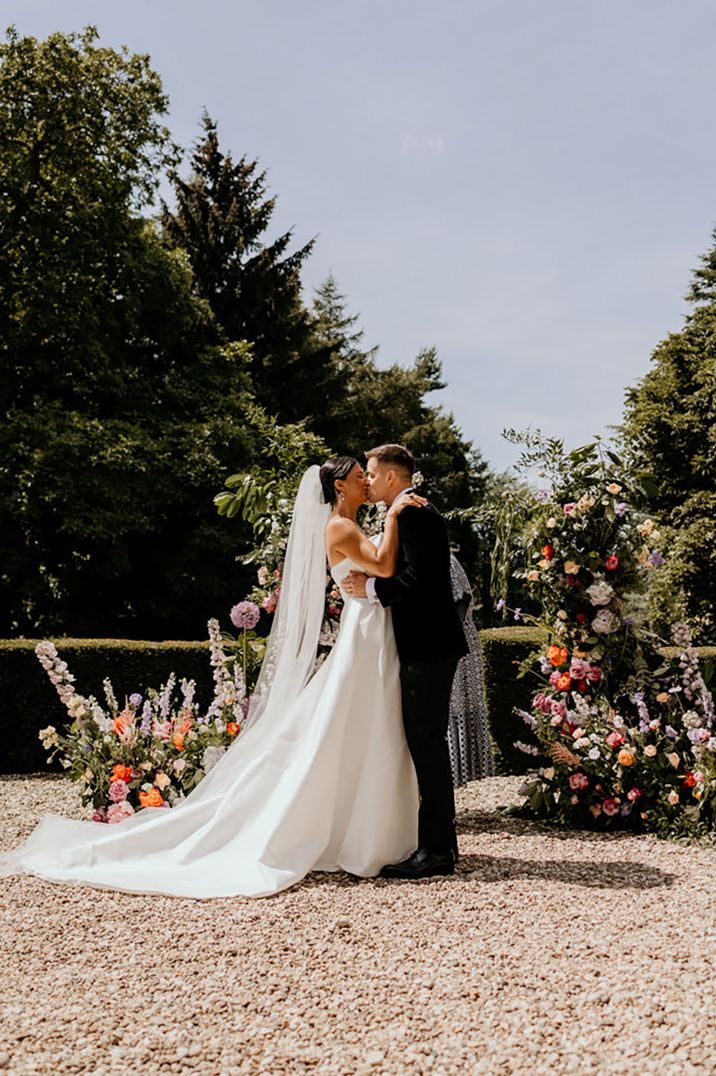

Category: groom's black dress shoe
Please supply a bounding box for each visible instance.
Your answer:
[380,848,455,879]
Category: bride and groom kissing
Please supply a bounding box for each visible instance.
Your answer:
[0,444,469,899]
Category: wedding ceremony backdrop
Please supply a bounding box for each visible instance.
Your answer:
[2,25,716,836]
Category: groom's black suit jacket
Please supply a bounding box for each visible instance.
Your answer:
[374,502,468,664]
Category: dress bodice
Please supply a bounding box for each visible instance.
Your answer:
[330,558,363,588]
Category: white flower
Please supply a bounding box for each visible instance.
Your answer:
[154,772,171,790]
[644,744,657,758]
[173,758,187,773]
[592,609,617,634]
[546,517,557,528]
[412,470,424,488]
[588,747,601,760]
[575,737,591,750]
[542,767,555,780]
[667,789,680,805]
[587,580,614,606]
[201,746,226,773]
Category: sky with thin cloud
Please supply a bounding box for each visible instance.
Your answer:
[10,0,716,470]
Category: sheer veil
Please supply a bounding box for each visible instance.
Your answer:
[244,464,331,730]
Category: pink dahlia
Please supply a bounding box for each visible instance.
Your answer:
[107,801,135,824]
[602,798,620,817]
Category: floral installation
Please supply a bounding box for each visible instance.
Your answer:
[495,431,716,837]
[36,612,256,822]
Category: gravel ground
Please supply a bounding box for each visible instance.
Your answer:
[1,775,715,1075]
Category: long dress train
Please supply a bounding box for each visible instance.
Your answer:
[0,558,418,899]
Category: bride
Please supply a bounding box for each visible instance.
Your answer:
[0,458,426,899]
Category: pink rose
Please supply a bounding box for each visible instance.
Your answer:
[563,503,576,515]
[92,807,108,823]
[627,788,642,802]
[606,731,626,748]
[153,720,173,741]
[569,773,589,791]
[602,798,620,817]
[586,666,602,683]
[570,658,591,680]
[551,700,567,719]
[605,555,619,570]
[533,693,553,714]
[262,589,280,614]
[107,801,135,824]
[549,671,561,688]
[108,779,129,803]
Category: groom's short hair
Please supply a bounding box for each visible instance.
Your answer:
[365,443,415,478]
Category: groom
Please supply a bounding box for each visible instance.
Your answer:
[343,444,468,878]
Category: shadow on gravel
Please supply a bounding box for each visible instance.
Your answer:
[456,853,675,889]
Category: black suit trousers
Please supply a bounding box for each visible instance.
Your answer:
[399,656,459,855]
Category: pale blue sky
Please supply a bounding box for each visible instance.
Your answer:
[10,0,716,469]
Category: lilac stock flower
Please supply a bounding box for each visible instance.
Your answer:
[665,725,679,739]
[513,608,522,622]
[129,693,143,708]
[495,598,505,613]
[535,489,549,502]
[649,551,664,567]
[230,601,261,631]
[614,502,628,517]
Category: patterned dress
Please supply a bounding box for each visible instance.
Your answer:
[448,556,495,785]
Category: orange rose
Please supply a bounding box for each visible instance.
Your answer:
[139,787,164,809]
[617,749,635,767]
[547,645,569,668]
[226,722,240,737]
[542,544,555,561]
[110,764,133,784]
[556,673,572,692]
[173,733,185,751]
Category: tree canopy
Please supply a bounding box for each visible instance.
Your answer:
[1,26,491,638]
[621,229,716,641]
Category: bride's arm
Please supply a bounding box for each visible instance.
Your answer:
[326,496,425,578]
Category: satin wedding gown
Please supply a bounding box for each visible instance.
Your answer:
[1,554,419,899]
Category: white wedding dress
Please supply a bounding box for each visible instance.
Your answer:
[0,470,419,899]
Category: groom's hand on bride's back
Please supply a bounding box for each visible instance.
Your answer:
[343,572,368,597]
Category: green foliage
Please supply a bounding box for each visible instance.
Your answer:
[622,231,716,642]
[0,638,219,773]
[0,29,262,638]
[478,627,546,774]
[162,115,342,422]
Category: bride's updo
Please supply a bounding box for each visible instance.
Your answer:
[319,455,358,505]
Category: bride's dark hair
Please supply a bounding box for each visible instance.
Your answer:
[319,455,359,505]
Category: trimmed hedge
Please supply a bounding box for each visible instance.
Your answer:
[4,633,715,776]
[0,639,223,773]
[479,627,546,774]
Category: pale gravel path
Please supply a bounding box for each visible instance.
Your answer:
[1,775,715,1075]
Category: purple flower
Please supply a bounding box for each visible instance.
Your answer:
[535,489,549,502]
[614,502,628,517]
[230,601,261,631]
[649,551,664,567]
[665,725,679,740]
[129,693,143,708]
[513,607,522,622]
[496,598,505,613]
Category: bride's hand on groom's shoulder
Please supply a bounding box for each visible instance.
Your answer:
[387,493,427,518]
